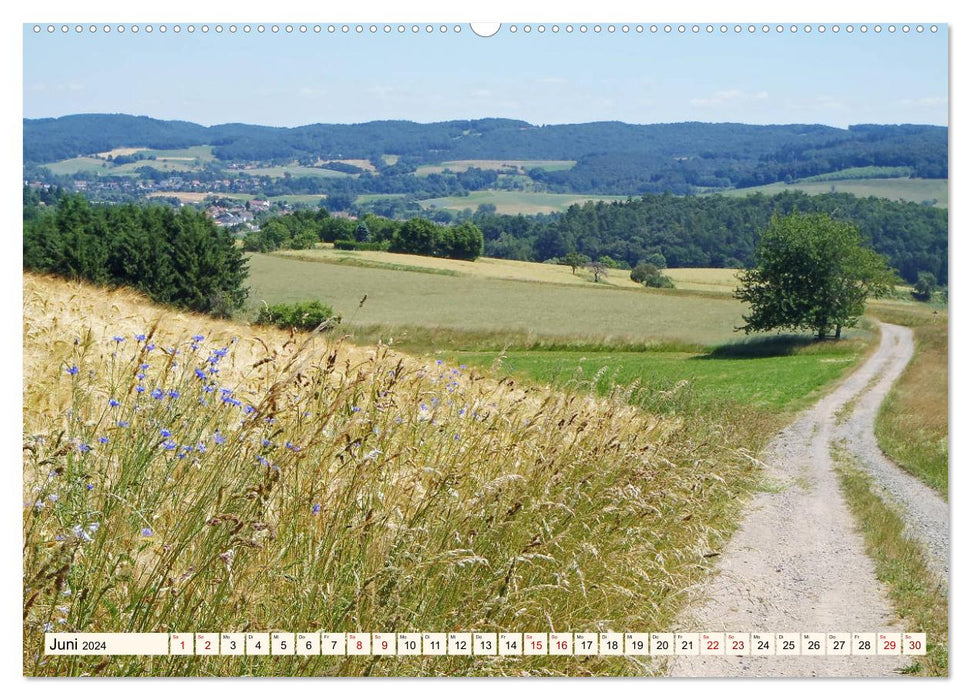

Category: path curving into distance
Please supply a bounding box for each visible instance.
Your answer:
[667,322,948,677]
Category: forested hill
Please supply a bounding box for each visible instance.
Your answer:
[24,114,947,192]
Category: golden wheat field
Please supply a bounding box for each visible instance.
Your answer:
[22,273,759,676]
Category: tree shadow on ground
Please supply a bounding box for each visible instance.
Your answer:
[697,334,821,360]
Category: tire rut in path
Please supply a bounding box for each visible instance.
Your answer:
[667,323,945,677]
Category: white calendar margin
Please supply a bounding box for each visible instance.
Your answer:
[7,0,960,697]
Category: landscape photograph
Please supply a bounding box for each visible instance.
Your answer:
[21,19,948,679]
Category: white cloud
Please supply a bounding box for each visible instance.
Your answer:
[690,89,768,107]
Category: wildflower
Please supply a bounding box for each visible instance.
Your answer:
[78,443,91,453]
[140,363,150,370]
[244,405,255,414]
[203,385,215,393]
[257,456,269,467]
[145,343,155,352]
[136,385,145,394]
[61,587,72,597]
[364,448,382,461]
[97,436,109,444]
[311,504,321,516]
[460,364,467,370]
[54,535,66,542]
[261,438,271,447]
[57,606,69,614]
[137,373,145,380]
[113,335,124,343]
[117,420,130,428]
[459,407,466,417]
[213,432,226,445]
[162,440,177,450]
[88,523,99,533]
[72,524,92,542]
[135,334,146,342]
[86,484,94,490]
[192,335,204,342]
[66,365,79,376]
[160,429,172,438]
[42,622,53,633]
[141,527,153,537]
[194,369,206,381]
[168,390,180,400]
[108,398,120,408]
[151,388,164,400]
[351,406,361,413]
[436,359,444,365]
[285,442,300,451]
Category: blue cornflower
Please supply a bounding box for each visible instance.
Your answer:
[203,385,215,393]
[459,407,466,416]
[66,365,79,376]
[108,398,120,408]
[151,388,164,400]
[135,334,146,342]
[97,436,109,444]
[311,504,321,516]
[86,484,94,490]
[113,336,124,343]
[145,344,155,352]
[117,420,130,428]
[196,442,207,453]
[137,373,145,380]
[192,335,204,342]
[460,364,467,370]
[160,429,172,438]
[140,363,150,370]
[436,359,444,365]
[244,405,255,414]
[168,390,180,400]
[141,527,153,537]
[54,534,66,541]
[261,438,271,447]
[194,369,205,380]
[162,440,177,450]
[213,432,226,445]
[351,406,361,413]
[285,442,300,451]
[257,456,269,467]
[78,443,91,453]
[136,385,145,394]
[453,434,461,441]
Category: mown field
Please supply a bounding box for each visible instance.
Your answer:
[42,146,215,177]
[247,254,748,346]
[418,190,631,215]
[415,160,575,176]
[718,178,948,208]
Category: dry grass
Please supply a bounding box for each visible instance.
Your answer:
[23,273,760,676]
[867,300,948,497]
[663,268,741,294]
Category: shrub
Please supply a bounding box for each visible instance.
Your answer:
[630,262,675,288]
[255,300,340,331]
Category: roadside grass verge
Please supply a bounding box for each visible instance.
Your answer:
[868,301,948,497]
[23,274,760,676]
[833,445,948,676]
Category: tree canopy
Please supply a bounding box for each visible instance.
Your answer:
[734,212,896,339]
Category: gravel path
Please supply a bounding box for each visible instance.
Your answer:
[667,322,947,677]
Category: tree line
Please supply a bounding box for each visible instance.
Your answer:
[23,191,248,315]
[471,191,947,285]
[243,209,484,261]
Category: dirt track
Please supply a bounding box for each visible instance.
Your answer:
[668,322,948,677]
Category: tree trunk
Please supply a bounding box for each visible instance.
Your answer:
[817,327,826,340]
[835,324,842,339]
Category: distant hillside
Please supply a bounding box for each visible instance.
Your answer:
[24,114,947,195]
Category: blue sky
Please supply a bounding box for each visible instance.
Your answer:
[23,23,948,128]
